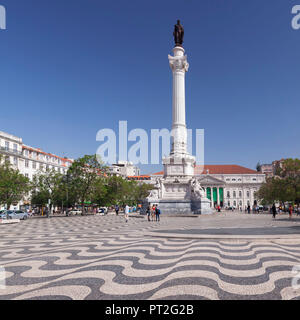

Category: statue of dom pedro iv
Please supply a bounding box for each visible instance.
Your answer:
[173,20,184,47]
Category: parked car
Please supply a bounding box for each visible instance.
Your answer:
[67,209,82,216]
[98,207,108,215]
[8,210,29,220]
[225,206,236,211]
[0,210,8,220]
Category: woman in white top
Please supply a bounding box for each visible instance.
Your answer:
[125,205,129,222]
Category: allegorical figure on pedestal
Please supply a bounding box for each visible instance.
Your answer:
[173,20,184,47]
[191,178,205,199]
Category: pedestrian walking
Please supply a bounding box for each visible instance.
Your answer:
[247,205,251,214]
[146,205,151,222]
[151,205,156,222]
[155,206,161,222]
[272,203,277,219]
[115,204,119,216]
[297,206,300,216]
[125,204,129,223]
[289,205,293,220]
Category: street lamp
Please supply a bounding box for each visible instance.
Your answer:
[63,172,70,216]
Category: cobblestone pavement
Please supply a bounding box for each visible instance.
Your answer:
[0,212,300,300]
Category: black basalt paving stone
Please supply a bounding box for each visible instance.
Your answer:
[155,226,300,235]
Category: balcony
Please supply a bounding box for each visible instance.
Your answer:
[0,146,22,155]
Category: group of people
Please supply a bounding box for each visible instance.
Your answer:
[114,204,129,222]
[146,205,161,222]
[272,204,300,220]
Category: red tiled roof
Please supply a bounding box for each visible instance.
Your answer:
[152,165,262,176]
[22,145,73,163]
[128,175,150,179]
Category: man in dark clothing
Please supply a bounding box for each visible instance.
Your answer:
[155,206,161,222]
[272,204,277,219]
[146,205,151,222]
[247,205,251,214]
[115,205,119,216]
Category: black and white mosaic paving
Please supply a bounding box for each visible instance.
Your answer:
[0,213,300,300]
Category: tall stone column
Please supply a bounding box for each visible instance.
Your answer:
[169,47,189,156]
[163,46,195,177]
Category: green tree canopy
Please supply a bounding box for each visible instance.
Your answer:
[68,155,107,214]
[256,158,300,205]
[31,168,65,216]
[0,156,30,209]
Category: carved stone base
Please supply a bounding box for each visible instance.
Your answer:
[141,198,213,215]
[191,198,213,215]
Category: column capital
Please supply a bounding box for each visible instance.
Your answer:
[168,54,189,73]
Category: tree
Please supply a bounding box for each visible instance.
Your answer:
[90,176,109,207]
[256,162,261,172]
[105,176,153,207]
[131,182,153,204]
[68,155,107,214]
[31,168,64,216]
[0,157,30,209]
[256,159,300,205]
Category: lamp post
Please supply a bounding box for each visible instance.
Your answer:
[63,172,70,216]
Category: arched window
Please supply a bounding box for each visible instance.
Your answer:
[239,191,242,198]
[233,191,236,198]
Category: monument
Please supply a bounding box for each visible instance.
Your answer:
[145,20,212,215]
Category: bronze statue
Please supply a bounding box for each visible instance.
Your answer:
[173,20,184,47]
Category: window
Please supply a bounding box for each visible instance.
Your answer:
[233,201,237,207]
[227,191,230,198]
[252,178,257,181]
[247,191,250,198]
[228,201,230,206]
[25,173,29,178]
[233,191,236,198]
[239,191,242,198]
[14,157,18,165]
[25,160,29,168]
[13,143,17,152]
[226,178,230,182]
[32,162,36,169]
[232,178,236,182]
[5,141,9,151]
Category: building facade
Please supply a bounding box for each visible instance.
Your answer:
[108,161,140,178]
[0,130,73,209]
[129,164,265,210]
[260,164,274,178]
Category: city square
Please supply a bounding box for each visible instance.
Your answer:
[0,0,300,305]
[1,212,300,300]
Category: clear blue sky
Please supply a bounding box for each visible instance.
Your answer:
[0,0,299,174]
